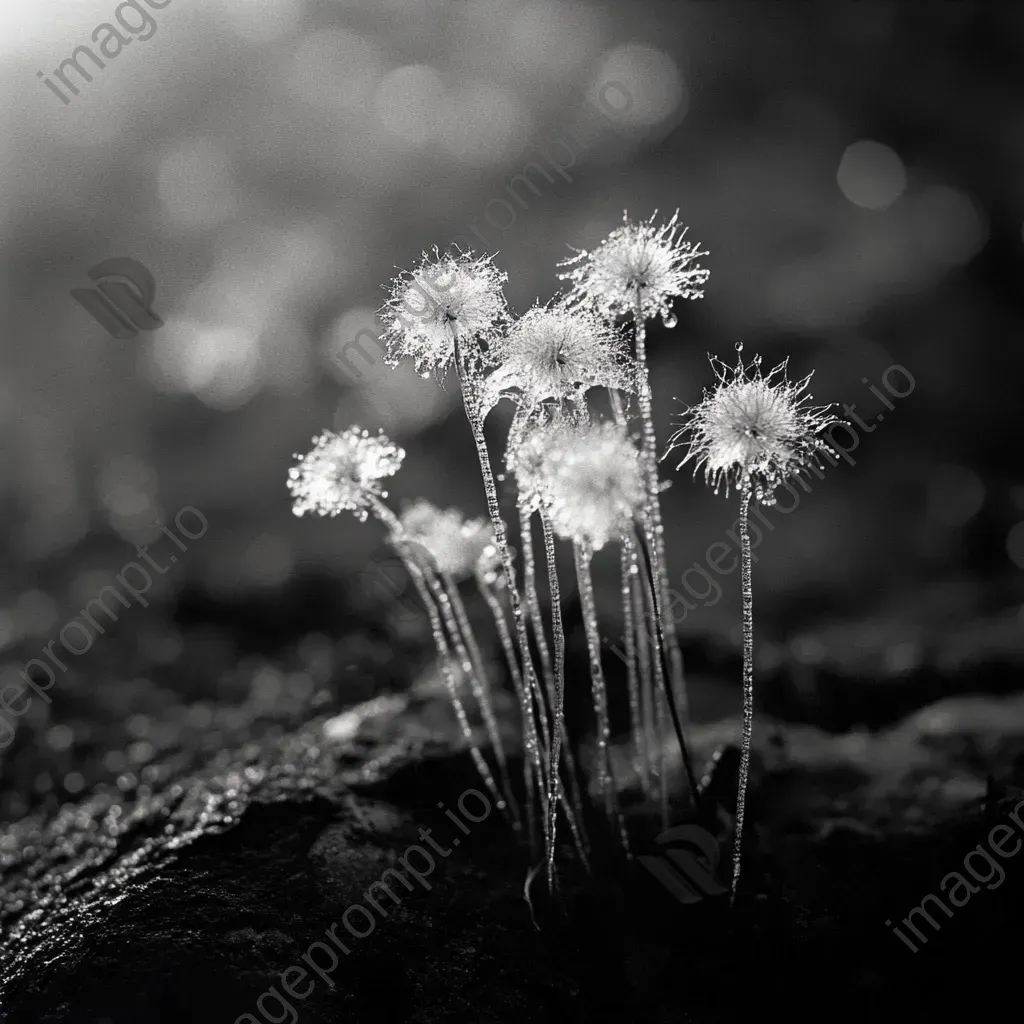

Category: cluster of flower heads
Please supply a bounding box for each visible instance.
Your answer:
[379,247,509,378]
[511,419,645,551]
[666,345,841,502]
[287,428,404,520]
[397,500,499,581]
[558,210,709,324]
[484,300,636,411]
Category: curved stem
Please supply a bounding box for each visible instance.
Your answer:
[635,529,700,807]
[476,573,545,849]
[632,293,691,784]
[630,539,656,801]
[442,571,520,830]
[732,482,755,905]
[369,497,509,822]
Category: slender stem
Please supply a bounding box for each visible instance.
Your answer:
[574,543,630,856]
[635,529,701,807]
[455,336,548,848]
[518,503,554,758]
[631,539,656,800]
[631,292,691,763]
[540,512,590,863]
[637,535,669,829]
[610,391,652,793]
[477,573,545,850]
[370,498,509,821]
[732,482,755,905]
[441,571,520,829]
[620,533,647,793]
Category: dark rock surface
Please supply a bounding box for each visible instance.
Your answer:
[3,663,1022,1024]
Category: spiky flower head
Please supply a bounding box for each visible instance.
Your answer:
[396,500,497,581]
[483,300,636,411]
[288,427,404,521]
[514,420,644,550]
[379,247,508,377]
[665,344,842,503]
[558,210,709,324]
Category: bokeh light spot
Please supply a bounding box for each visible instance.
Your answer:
[374,65,446,146]
[912,185,987,265]
[837,140,906,211]
[1007,522,1024,569]
[589,43,686,129]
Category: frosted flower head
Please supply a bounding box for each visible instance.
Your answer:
[483,300,636,411]
[665,345,842,502]
[461,517,501,584]
[379,247,508,377]
[515,420,644,550]
[559,210,709,324]
[396,500,495,580]
[508,419,563,515]
[288,428,404,520]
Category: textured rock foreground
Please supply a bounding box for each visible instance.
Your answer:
[1,681,1022,1023]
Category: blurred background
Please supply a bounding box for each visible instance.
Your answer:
[2,0,1023,820]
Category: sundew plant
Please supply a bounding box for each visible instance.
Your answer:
[665,343,842,901]
[287,216,841,904]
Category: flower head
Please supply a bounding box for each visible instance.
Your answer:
[483,300,635,411]
[461,517,501,584]
[396,500,496,580]
[288,427,404,520]
[665,345,842,502]
[559,210,709,324]
[513,420,644,550]
[379,247,508,377]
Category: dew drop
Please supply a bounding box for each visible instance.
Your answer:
[663,311,678,329]
[735,341,744,353]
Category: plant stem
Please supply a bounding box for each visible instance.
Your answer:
[606,387,655,794]
[636,535,669,828]
[732,482,755,905]
[620,533,648,793]
[574,543,630,856]
[441,571,520,830]
[631,291,691,769]
[540,512,590,863]
[631,542,656,801]
[634,529,700,807]
[518,503,554,760]
[454,335,548,847]
[371,498,509,822]
[476,572,545,851]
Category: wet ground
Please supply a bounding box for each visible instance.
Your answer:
[1,572,1022,1023]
